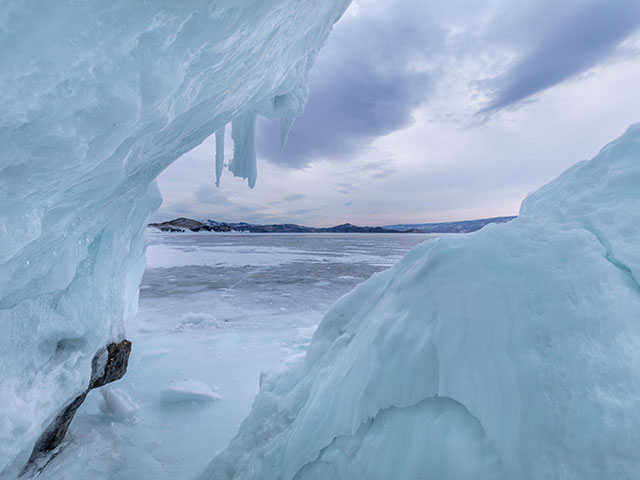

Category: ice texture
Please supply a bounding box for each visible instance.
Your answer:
[202,125,640,479]
[160,380,222,404]
[215,127,226,188]
[98,387,138,417]
[230,112,258,188]
[0,0,350,475]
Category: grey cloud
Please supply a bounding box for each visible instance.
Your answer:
[186,185,279,223]
[253,0,640,165]
[357,161,389,172]
[481,0,640,113]
[350,159,396,179]
[154,0,640,228]
[289,207,324,216]
[152,202,196,222]
[336,182,360,192]
[256,2,444,167]
[289,209,312,216]
[283,194,306,202]
[372,169,396,180]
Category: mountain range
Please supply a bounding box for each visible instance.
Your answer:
[148,216,516,234]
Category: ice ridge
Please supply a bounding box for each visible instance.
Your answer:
[201,124,640,480]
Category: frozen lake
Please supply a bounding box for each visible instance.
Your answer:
[40,232,433,480]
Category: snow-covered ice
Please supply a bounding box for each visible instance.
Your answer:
[160,381,222,404]
[201,125,640,480]
[32,232,427,480]
[99,387,139,417]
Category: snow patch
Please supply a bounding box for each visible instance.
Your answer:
[178,312,217,330]
[161,381,222,404]
[99,387,139,418]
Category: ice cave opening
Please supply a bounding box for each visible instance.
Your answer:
[0,1,351,477]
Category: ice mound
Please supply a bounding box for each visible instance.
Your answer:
[0,0,350,475]
[99,387,139,418]
[161,381,222,404]
[178,312,217,330]
[201,125,640,479]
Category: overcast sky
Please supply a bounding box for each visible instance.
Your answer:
[155,0,640,226]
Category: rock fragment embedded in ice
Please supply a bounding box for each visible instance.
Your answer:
[22,340,132,477]
[161,381,222,404]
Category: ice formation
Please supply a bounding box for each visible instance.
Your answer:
[215,127,226,188]
[0,0,350,476]
[202,125,640,479]
[98,387,139,417]
[230,112,258,188]
[160,380,222,404]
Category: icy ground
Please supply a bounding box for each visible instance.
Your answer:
[36,232,430,480]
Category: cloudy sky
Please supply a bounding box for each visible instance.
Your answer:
[155,0,640,226]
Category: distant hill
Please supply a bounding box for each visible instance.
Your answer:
[204,220,314,233]
[149,216,516,234]
[148,218,231,232]
[203,220,404,233]
[383,216,516,233]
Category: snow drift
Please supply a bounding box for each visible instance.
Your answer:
[0,1,350,476]
[202,125,640,479]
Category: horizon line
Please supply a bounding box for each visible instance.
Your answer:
[150,214,518,229]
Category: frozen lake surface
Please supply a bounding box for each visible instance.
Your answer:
[40,232,432,479]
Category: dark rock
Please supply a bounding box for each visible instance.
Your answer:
[21,339,132,477]
[90,340,131,389]
[25,392,88,471]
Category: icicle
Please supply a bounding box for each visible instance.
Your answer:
[279,116,294,150]
[230,111,257,188]
[214,126,225,187]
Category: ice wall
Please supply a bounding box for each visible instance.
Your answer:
[202,125,640,479]
[0,1,350,475]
